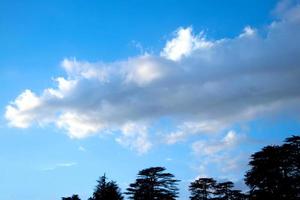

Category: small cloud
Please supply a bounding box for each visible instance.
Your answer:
[116,122,152,154]
[165,120,226,144]
[56,162,77,167]
[160,27,213,61]
[192,130,243,156]
[166,157,173,162]
[191,131,249,180]
[130,40,145,54]
[78,146,86,152]
[41,162,77,171]
[239,26,256,38]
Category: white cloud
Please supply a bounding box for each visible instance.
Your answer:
[161,27,213,61]
[239,26,256,38]
[5,90,41,128]
[116,122,152,154]
[61,58,109,81]
[5,3,300,153]
[56,112,105,139]
[165,120,227,144]
[45,77,77,99]
[123,55,166,86]
[192,130,241,156]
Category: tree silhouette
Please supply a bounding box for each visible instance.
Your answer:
[189,178,216,200]
[214,181,247,200]
[228,189,247,200]
[245,135,300,200]
[215,181,234,200]
[62,194,81,200]
[189,178,247,200]
[126,166,179,200]
[89,174,124,200]
[282,135,300,197]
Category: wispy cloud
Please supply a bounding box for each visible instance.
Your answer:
[78,146,86,152]
[41,162,77,171]
[116,122,152,155]
[192,130,243,156]
[166,157,173,162]
[191,131,249,181]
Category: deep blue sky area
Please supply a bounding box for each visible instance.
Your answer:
[1,0,300,200]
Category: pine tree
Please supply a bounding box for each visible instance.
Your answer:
[245,135,300,200]
[215,181,234,200]
[189,178,216,200]
[126,167,179,200]
[90,174,124,200]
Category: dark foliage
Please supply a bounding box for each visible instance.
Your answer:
[215,181,247,200]
[189,178,216,200]
[215,181,234,200]
[126,166,179,200]
[245,135,300,200]
[189,178,247,200]
[62,194,81,200]
[89,174,124,200]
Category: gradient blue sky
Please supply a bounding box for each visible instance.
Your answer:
[1,0,300,199]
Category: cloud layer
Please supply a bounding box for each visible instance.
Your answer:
[5,2,300,153]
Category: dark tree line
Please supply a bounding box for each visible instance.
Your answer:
[62,194,81,200]
[62,135,300,200]
[189,178,247,200]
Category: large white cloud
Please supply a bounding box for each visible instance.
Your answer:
[5,2,300,153]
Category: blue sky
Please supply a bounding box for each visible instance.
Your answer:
[1,0,300,199]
